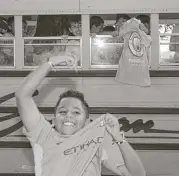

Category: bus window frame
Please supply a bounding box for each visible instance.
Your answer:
[0,13,179,75]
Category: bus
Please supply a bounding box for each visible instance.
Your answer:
[0,0,179,175]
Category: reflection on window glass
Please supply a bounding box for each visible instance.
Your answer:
[91,35,123,66]
[0,16,15,67]
[159,13,179,65]
[24,38,81,67]
[90,14,124,66]
[0,38,14,66]
[160,43,179,64]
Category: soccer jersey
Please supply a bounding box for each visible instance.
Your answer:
[115,18,152,87]
[23,114,124,176]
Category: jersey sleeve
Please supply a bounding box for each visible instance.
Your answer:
[23,114,54,146]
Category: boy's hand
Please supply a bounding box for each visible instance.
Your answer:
[49,52,76,67]
[139,23,149,34]
[104,113,123,142]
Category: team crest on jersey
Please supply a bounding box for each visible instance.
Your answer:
[129,32,143,57]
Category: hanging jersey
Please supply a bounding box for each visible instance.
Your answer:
[115,18,152,87]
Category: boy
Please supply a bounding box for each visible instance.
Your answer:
[15,54,146,176]
[90,16,104,34]
[136,15,150,35]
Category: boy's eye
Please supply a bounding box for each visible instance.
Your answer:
[59,111,67,115]
[73,111,80,115]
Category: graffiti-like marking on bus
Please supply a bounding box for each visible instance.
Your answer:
[0,90,39,138]
[1,91,179,140]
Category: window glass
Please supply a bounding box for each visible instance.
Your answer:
[23,15,82,68]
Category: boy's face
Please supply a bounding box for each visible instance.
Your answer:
[116,17,128,28]
[54,97,87,135]
[69,22,82,36]
[91,23,104,34]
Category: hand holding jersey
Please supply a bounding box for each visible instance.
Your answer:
[104,113,124,143]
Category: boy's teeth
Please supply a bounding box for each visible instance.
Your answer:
[64,122,74,126]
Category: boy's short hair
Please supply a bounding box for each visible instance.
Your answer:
[90,16,104,29]
[55,90,89,119]
[116,14,130,21]
[136,15,150,24]
[103,26,115,32]
[68,15,81,26]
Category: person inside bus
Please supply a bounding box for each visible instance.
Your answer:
[90,16,104,35]
[115,14,150,36]
[96,14,130,37]
[136,15,150,35]
[106,14,131,40]
[67,15,81,36]
[15,53,146,176]
[6,16,28,36]
[115,14,130,32]
[54,15,82,66]
[98,25,115,35]
[94,14,130,38]
[32,15,69,66]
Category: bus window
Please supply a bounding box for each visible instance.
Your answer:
[23,15,82,68]
[90,14,123,68]
[91,34,123,67]
[159,13,179,65]
[0,16,14,67]
[90,14,150,68]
